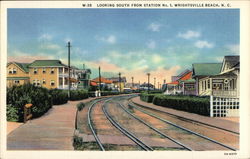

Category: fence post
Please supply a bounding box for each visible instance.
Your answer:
[24,104,33,123]
[210,95,213,117]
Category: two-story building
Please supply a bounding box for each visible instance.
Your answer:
[7,60,90,90]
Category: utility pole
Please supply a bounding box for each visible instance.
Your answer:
[147,73,150,94]
[131,77,134,88]
[154,77,156,90]
[158,82,160,90]
[118,72,121,93]
[99,66,101,92]
[67,42,71,98]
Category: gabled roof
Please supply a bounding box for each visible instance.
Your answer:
[221,56,240,72]
[29,60,65,67]
[7,62,30,73]
[192,63,222,77]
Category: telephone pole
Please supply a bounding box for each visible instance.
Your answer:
[147,73,150,94]
[67,42,71,98]
[154,77,156,90]
[131,76,134,88]
[99,66,101,92]
[118,72,121,93]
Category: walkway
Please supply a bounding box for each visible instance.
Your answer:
[131,97,239,134]
[7,98,93,150]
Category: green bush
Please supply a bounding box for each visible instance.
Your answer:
[77,102,85,111]
[6,104,19,121]
[7,84,52,122]
[152,95,210,116]
[49,89,68,105]
[101,91,120,96]
[70,89,89,101]
[140,93,157,103]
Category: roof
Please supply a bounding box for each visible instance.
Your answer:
[7,62,30,73]
[92,77,113,84]
[221,56,240,72]
[180,79,196,83]
[167,81,179,85]
[29,60,65,67]
[90,81,98,86]
[192,63,222,77]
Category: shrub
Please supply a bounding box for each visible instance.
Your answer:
[6,104,19,121]
[152,94,210,116]
[77,102,85,111]
[49,89,68,105]
[7,84,52,122]
[101,91,120,96]
[140,93,157,103]
[70,89,89,101]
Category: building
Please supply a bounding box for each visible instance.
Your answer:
[197,56,239,97]
[7,60,91,90]
[92,77,113,90]
[76,68,91,90]
[164,69,194,95]
[106,77,127,92]
[7,62,30,87]
[192,63,222,96]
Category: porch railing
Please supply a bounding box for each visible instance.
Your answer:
[212,90,238,98]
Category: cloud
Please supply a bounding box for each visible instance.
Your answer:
[96,35,116,44]
[148,23,162,32]
[38,34,52,41]
[152,54,163,63]
[178,30,201,39]
[147,40,156,49]
[225,44,239,55]
[194,40,214,49]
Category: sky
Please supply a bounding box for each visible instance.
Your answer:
[8,9,239,85]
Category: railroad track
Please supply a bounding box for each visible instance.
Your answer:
[87,98,107,151]
[102,100,153,151]
[87,96,153,151]
[126,101,237,151]
[115,101,192,151]
[130,97,239,135]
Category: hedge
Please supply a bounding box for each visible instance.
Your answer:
[70,89,89,101]
[76,102,85,111]
[152,94,210,116]
[49,89,68,105]
[7,84,52,122]
[140,93,157,103]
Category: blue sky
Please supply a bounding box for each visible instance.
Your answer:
[8,9,239,84]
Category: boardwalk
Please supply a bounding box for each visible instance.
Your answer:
[7,99,92,150]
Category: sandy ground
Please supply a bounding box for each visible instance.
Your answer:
[217,117,239,123]
[7,122,23,135]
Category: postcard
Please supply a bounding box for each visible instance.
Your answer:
[0,1,250,159]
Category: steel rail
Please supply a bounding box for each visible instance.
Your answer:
[102,101,153,151]
[130,99,239,135]
[87,99,106,151]
[128,102,237,151]
[116,101,192,151]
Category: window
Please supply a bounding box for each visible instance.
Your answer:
[37,80,41,86]
[43,79,46,84]
[13,68,17,74]
[208,80,210,89]
[43,68,46,74]
[34,68,38,74]
[50,80,55,86]
[51,68,55,74]
[8,68,12,74]
[14,80,20,84]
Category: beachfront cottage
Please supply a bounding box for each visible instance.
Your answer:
[198,56,239,97]
[192,63,222,96]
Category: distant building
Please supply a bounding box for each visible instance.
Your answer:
[106,77,127,92]
[7,60,91,90]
